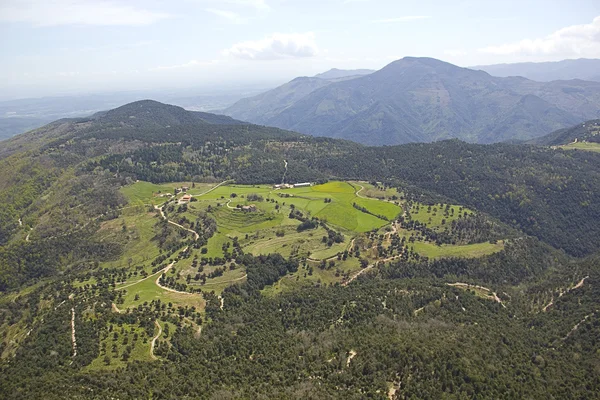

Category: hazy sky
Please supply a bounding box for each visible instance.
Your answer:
[1,0,600,98]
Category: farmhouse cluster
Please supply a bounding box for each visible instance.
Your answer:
[273,182,312,189]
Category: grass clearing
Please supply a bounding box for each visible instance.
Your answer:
[96,212,162,272]
[411,240,505,259]
[120,181,175,206]
[560,142,600,153]
[118,274,205,311]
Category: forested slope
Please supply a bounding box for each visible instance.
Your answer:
[1,100,599,399]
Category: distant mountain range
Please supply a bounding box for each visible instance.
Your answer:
[472,58,600,82]
[224,57,600,145]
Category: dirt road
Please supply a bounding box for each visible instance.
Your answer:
[542,275,589,312]
[343,254,402,286]
[447,283,505,307]
[71,307,77,358]
[150,320,162,360]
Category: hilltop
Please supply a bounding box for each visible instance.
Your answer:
[224,57,600,145]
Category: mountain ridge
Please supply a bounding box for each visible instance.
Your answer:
[472,58,600,82]
[224,57,600,145]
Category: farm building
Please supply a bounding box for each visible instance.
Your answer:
[293,182,312,188]
[181,186,189,192]
[242,204,257,212]
[180,194,192,203]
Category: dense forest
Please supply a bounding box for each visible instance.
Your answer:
[0,100,599,399]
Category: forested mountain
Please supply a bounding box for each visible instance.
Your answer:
[473,58,600,82]
[222,69,373,125]
[1,101,600,398]
[224,57,600,145]
[528,119,600,146]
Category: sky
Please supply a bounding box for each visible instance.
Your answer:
[1,0,600,99]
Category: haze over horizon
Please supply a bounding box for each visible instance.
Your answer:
[1,0,600,100]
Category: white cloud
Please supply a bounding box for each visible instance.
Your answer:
[371,16,431,23]
[206,8,245,24]
[223,32,319,60]
[0,0,170,26]
[479,16,600,58]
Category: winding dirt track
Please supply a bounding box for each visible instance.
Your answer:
[116,265,173,290]
[447,283,506,307]
[150,320,162,360]
[226,199,236,209]
[154,252,199,295]
[342,254,403,286]
[354,183,367,199]
[542,275,589,312]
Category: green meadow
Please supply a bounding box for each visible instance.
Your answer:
[110,180,506,304]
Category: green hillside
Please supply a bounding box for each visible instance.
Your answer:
[1,101,599,399]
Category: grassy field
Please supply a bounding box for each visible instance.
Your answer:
[118,273,205,311]
[120,181,175,206]
[408,203,470,229]
[96,212,162,272]
[560,142,600,153]
[349,181,402,200]
[189,268,247,294]
[411,240,504,259]
[244,226,349,260]
[282,181,401,232]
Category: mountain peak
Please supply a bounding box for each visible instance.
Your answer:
[99,100,243,128]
